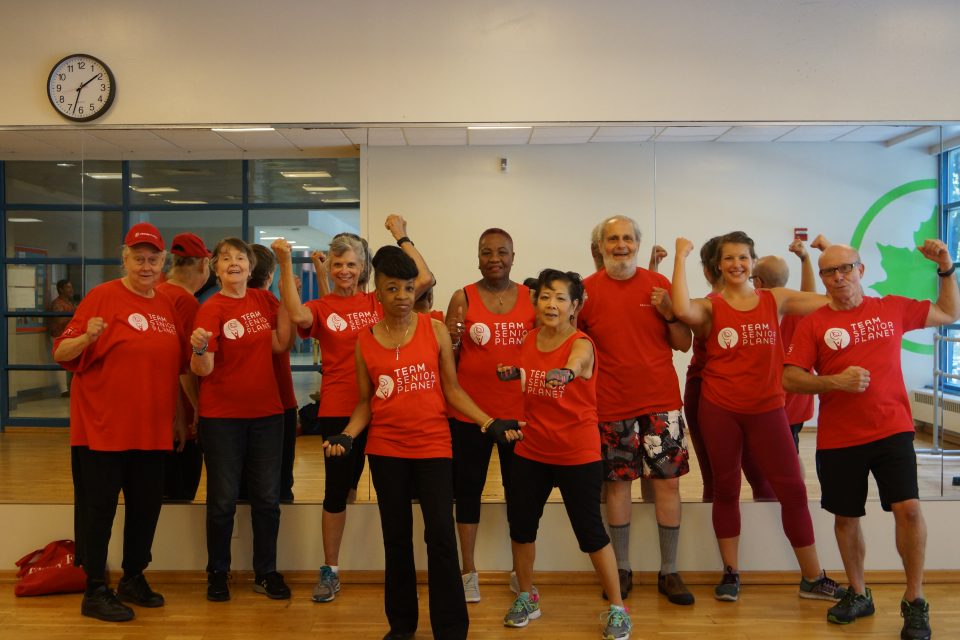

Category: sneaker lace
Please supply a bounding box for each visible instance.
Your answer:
[901,601,928,629]
[721,571,739,586]
[836,588,857,609]
[603,607,629,628]
[509,595,531,614]
[817,574,839,592]
[320,566,335,582]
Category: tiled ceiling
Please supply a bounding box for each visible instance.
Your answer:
[0,125,956,160]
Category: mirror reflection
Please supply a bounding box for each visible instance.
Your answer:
[1,123,958,507]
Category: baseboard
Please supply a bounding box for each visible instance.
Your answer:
[4,569,959,586]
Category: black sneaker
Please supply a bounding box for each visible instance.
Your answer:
[900,598,931,640]
[602,568,633,600]
[81,585,135,622]
[382,632,416,640]
[207,570,231,602]
[253,571,291,599]
[827,587,875,624]
[117,573,165,607]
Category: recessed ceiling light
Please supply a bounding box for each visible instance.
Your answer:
[56,163,75,167]
[281,171,331,178]
[85,172,142,180]
[130,187,179,193]
[7,217,42,223]
[260,236,281,240]
[165,200,208,205]
[302,185,347,192]
[211,127,275,132]
[321,198,360,204]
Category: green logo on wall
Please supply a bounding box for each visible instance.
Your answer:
[850,178,938,355]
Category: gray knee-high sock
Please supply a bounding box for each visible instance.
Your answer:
[609,523,631,571]
[659,524,680,575]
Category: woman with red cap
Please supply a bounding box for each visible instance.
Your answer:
[54,222,186,622]
[157,232,211,501]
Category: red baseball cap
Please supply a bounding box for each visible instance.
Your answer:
[124,222,165,251]
[170,232,211,258]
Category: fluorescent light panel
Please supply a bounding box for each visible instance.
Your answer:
[302,185,347,192]
[7,217,42,222]
[467,126,532,130]
[321,198,360,204]
[165,200,207,204]
[130,187,178,193]
[281,171,331,178]
[211,127,275,132]
[85,172,142,180]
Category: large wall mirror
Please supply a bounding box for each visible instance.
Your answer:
[1,122,958,507]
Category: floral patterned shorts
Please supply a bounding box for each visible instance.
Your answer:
[599,410,689,481]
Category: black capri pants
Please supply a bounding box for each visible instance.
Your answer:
[319,416,368,513]
[507,454,609,553]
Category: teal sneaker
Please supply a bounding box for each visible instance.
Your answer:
[900,597,931,640]
[799,571,844,601]
[311,565,340,603]
[601,604,632,640]
[714,566,740,602]
[827,587,875,624]
[503,592,541,628]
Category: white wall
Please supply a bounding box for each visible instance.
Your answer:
[362,141,938,391]
[2,1,959,126]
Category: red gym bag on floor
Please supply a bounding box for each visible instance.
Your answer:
[14,539,87,596]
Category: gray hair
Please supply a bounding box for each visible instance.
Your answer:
[329,233,372,288]
[592,215,643,250]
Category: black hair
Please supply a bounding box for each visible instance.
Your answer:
[248,244,277,289]
[55,278,71,294]
[522,277,539,290]
[700,235,723,282]
[535,268,585,305]
[371,245,419,281]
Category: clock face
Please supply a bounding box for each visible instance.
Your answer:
[47,54,115,122]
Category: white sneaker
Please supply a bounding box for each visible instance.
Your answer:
[509,571,539,598]
[462,571,481,603]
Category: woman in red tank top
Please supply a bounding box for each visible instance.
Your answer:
[444,228,536,602]
[497,269,632,639]
[673,231,841,605]
[324,245,521,640]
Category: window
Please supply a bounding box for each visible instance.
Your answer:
[940,147,960,391]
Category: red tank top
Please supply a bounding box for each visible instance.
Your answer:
[449,283,536,423]
[514,328,600,466]
[702,289,785,414]
[360,313,451,458]
[686,292,717,381]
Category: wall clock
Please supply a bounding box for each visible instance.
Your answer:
[47,54,116,122]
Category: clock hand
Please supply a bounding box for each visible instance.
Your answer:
[78,73,101,91]
[71,87,81,114]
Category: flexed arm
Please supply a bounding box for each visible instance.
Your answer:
[671,237,712,333]
[271,238,314,328]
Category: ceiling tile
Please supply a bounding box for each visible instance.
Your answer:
[775,125,861,142]
[403,128,467,145]
[657,126,731,141]
[368,128,406,146]
[590,126,655,142]
[833,126,921,143]
[156,129,243,152]
[467,128,532,145]
[276,128,354,149]
[529,126,597,144]
[342,129,368,145]
[716,125,798,142]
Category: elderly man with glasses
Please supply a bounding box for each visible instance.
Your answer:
[782,239,960,640]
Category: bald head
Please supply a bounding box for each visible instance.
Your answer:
[818,244,861,271]
[752,255,789,288]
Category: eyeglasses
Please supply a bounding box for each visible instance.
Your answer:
[818,261,860,278]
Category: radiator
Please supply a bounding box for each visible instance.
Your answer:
[909,389,960,436]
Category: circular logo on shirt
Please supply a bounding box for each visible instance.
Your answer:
[717,327,739,349]
[223,319,245,340]
[375,374,395,399]
[469,322,491,346]
[823,328,851,351]
[326,312,348,332]
[127,313,148,332]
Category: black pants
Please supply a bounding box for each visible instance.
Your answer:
[319,416,368,513]
[280,407,297,501]
[163,438,203,501]
[369,455,468,640]
[450,418,514,523]
[71,446,165,585]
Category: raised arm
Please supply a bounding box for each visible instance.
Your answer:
[789,239,817,293]
[771,287,829,317]
[311,250,331,298]
[920,239,960,327]
[53,317,106,362]
[386,214,436,298]
[671,237,712,332]
[271,238,313,329]
[648,244,667,273]
[271,297,295,354]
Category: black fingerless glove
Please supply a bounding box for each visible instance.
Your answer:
[326,433,354,455]
[546,368,575,385]
[497,366,521,381]
[485,418,521,444]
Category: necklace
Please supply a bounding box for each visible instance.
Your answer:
[382,319,411,360]
[481,280,511,306]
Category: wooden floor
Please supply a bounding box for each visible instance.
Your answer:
[1,579,958,639]
[1,426,958,505]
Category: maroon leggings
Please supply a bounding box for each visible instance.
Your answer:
[697,395,814,548]
[684,377,775,502]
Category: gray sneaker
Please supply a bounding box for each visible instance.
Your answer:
[462,571,480,603]
[312,565,340,603]
[503,592,541,627]
[509,571,539,598]
[601,605,632,640]
[714,566,740,602]
[827,587,875,624]
[799,572,844,601]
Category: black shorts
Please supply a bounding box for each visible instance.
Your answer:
[816,431,918,517]
[318,416,368,513]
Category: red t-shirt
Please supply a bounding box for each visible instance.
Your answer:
[702,289,784,414]
[449,283,536,423]
[266,292,297,410]
[194,288,283,419]
[157,281,202,429]
[55,280,184,451]
[515,329,600,465]
[784,296,929,449]
[579,268,682,419]
[301,292,382,417]
[360,313,451,459]
[780,313,815,424]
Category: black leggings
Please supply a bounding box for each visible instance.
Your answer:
[450,418,514,523]
[507,454,609,553]
[319,416,368,513]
